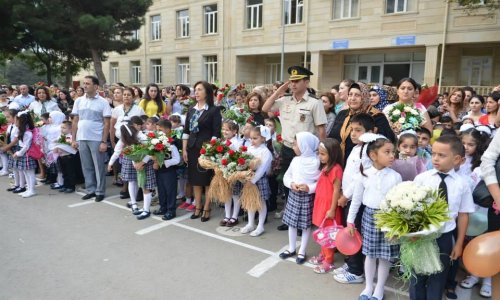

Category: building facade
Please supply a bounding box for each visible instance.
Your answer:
[94,0,500,92]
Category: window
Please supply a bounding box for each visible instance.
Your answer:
[151,59,162,84]
[130,29,140,41]
[131,61,141,84]
[246,0,263,29]
[266,63,281,84]
[204,4,218,34]
[333,0,359,19]
[284,0,304,25]
[151,15,161,40]
[177,10,189,38]
[177,57,190,84]
[385,0,416,13]
[110,63,119,83]
[204,56,218,83]
[460,56,493,86]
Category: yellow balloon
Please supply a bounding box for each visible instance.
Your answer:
[463,231,500,278]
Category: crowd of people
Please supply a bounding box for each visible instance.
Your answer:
[1,68,499,300]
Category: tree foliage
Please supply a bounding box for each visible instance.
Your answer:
[452,0,500,17]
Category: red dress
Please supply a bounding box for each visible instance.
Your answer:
[312,164,343,227]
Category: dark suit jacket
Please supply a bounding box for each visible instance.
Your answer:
[184,105,222,150]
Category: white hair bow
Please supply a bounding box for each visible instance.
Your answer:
[16,110,29,117]
[258,125,272,141]
[359,133,387,143]
[397,129,417,139]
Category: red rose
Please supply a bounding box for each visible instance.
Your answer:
[148,132,156,138]
[240,108,244,113]
[200,148,206,155]
[228,150,235,156]
[240,146,247,152]
[221,159,228,166]
[277,134,283,142]
[225,140,232,146]
[238,158,246,166]
[217,94,224,101]
[167,137,174,144]
[154,143,165,151]
[210,138,217,145]
[216,145,224,153]
[274,111,280,117]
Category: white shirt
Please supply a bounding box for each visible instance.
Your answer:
[480,130,500,185]
[343,144,372,200]
[248,143,272,184]
[226,136,241,151]
[15,131,33,157]
[111,104,145,139]
[457,155,472,177]
[347,167,402,224]
[13,94,35,108]
[28,99,61,116]
[71,94,112,141]
[283,154,321,194]
[414,169,475,233]
[108,132,149,166]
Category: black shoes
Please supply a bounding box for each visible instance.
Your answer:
[279,250,296,259]
[162,212,176,221]
[277,224,289,231]
[119,191,130,199]
[296,254,307,265]
[58,187,75,193]
[95,195,105,202]
[13,187,27,194]
[137,211,150,220]
[81,193,96,200]
[153,208,167,216]
[7,186,19,192]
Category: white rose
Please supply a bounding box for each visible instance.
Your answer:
[410,109,418,115]
[392,109,401,116]
[151,138,160,145]
[404,106,412,112]
[398,117,406,124]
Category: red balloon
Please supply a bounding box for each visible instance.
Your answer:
[463,231,500,278]
[336,227,362,256]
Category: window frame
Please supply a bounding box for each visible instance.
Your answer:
[151,59,162,84]
[131,61,141,85]
[246,0,263,29]
[177,9,190,38]
[177,57,190,85]
[284,0,304,25]
[386,0,408,14]
[203,55,218,83]
[151,15,161,41]
[203,4,218,35]
[332,0,359,19]
[110,63,119,84]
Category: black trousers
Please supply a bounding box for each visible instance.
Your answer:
[342,200,365,276]
[280,145,296,201]
[156,168,177,213]
[409,231,454,300]
[59,154,78,189]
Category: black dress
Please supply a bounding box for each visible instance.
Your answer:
[184,105,222,186]
[329,109,396,163]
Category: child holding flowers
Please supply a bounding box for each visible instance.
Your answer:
[347,133,402,300]
[390,131,426,181]
[239,125,273,237]
[220,119,242,227]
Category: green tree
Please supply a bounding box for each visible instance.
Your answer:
[453,0,500,16]
[5,56,46,86]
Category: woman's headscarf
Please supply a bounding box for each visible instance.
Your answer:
[348,82,370,113]
[370,85,390,111]
[46,111,66,151]
[296,132,319,158]
[49,111,65,126]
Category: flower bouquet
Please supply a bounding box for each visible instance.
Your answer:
[222,106,252,128]
[375,182,450,281]
[180,97,196,115]
[386,103,425,134]
[199,138,232,203]
[123,144,149,188]
[145,131,172,168]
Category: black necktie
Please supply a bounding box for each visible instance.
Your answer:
[438,173,448,202]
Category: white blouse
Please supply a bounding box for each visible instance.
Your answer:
[248,143,272,184]
[343,144,372,200]
[347,167,402,224]
[283,155,321,194]
[15,131,33,157]
[108,131,149,166]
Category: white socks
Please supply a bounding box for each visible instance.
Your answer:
[298,227,311,256]
[143,192,152,212]
[288,227,297,252]
[361,257,390,299]
[256,201,267,230]
[23,169,36,193]
[57,172,64,185]
[13,168,21,186]
[128,181,138,205]
[225,196,241,219]
[0,153,8,172]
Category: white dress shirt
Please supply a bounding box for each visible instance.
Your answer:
[347,167,402,224]
[414,169,475,233]
[480,130,500,185]
[343,144,372,200]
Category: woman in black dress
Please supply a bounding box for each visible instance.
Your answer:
[182,81,222,221]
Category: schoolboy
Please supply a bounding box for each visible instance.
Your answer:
[410,135,475,300]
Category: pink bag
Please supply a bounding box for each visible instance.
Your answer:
[27,128,44,160]
[313,218,344,249]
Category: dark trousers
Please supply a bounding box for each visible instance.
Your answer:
[445,228,459,290]
[268,175,278,212]
[59,154,78,189]
[343,200,365,276]
[409,231,454,300]
[156,168,177,213]
[280,145,296,201]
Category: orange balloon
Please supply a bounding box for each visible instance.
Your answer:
[463,231,500,278]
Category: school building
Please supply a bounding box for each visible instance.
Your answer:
[91,0,500,94]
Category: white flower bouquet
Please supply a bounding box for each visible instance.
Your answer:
[386,103,425,133]
[375,182,450,280]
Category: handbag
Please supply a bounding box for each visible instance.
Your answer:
[473,157,500,208]
[26,128,44,160]
[313,218,343,249]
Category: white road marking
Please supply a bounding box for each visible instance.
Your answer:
[247,256,281,278]
[68,201,94,208]
[135,214,192,235]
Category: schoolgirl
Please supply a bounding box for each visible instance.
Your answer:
[347,134,402,300]
[390,131,426,181]
[279,132,321,264]
[13,111,39,198]
[239,126,273,236]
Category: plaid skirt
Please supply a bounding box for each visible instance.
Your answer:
[256,176,271,202]
[120,156,137,182]
[361,207,400,260]
[282,190,314,230]
[232,181,243,196]
[15,154,38,170]
[8,146,19,169]
[143,160,157,190]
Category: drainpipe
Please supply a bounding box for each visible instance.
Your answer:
[304,1,309,67]
[438,0,449,93]
[280,0,286,81]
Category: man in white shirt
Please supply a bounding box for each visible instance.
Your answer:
[71,76,112,202]
[13,84,35,108]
